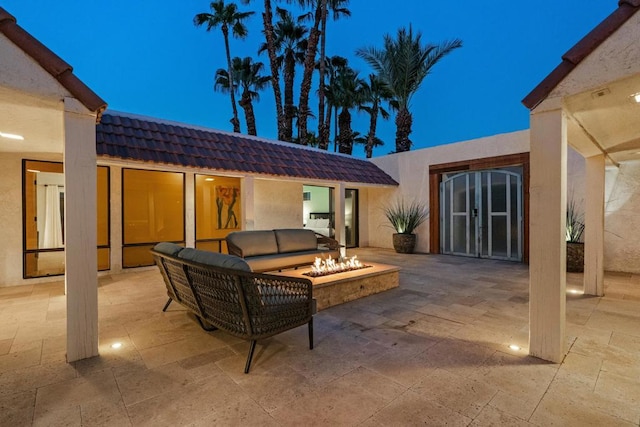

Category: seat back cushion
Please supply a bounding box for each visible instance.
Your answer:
[226,230,279,257]
[153,242,184,257]
[274,229,318,254]
[178,248,251,272]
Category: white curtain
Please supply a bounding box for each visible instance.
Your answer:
[43,185,64,248]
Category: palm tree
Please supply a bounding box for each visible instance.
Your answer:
[194,1,255,134]
[332,66,365,155]
[319,55,348,151]
[241,0,286,140]
[359,74,392,158]
[316,0,350,150]
[225,56,271,135]
[357,26,462,153]
[259,7,308,142]
[295,0,325,146]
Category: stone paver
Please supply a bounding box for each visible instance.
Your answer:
[1,248,639,425]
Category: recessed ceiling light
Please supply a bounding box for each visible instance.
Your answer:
[27,169,40,173]
[0,132,24,140]
[205,178,214,181]
[111,342,123,349]
[568,289,582,295]
[509,344,521,351]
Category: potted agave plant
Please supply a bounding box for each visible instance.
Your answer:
[383,199,429,254]
[566,197,585,272]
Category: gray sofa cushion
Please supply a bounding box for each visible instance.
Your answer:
[274,229,318,254]
[178,248,251,272]
[153,242,184,257]
[227,230,279,257]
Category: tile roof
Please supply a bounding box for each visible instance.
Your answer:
[96,112,398,186]
[522,0,640,110]
[0,7,107,118]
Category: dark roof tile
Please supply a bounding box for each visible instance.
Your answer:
[96,112,398,185]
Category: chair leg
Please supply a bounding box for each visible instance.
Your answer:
[196,316,218,332]
[162,298,172,312]
[245,340,257,374]
[308,318,314,350]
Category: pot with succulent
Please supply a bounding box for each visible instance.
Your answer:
[383,199,429,254]
[566,197,585,272]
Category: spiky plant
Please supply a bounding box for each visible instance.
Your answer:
[383,199,429,234]
[566,197,585,243]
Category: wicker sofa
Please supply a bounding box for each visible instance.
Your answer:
[151,242,315,373]
[226,228,340,272]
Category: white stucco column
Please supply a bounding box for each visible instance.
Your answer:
[109,165,122,273]
[333,183,346,257]
[63,98,98,362]
[242,176,255,231]
[185,172,195,247]
[529,101,567,363]
[584,154,605,296]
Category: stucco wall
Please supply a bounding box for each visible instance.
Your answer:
[550,12,640,99]
[604,160,640,272]
[371,130,531,253]
[254,179,304,230]
[0,34,69,100]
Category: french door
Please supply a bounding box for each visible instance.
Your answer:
[440,169,522,261]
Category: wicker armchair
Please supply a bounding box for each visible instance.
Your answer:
[152,245,314,373]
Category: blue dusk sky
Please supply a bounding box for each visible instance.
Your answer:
[3,1,615,157]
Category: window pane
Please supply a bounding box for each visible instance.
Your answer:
[123,169,184,244]
[24,251,65,278]
[195,175,241,242]
[491,216,508,258]
[195,240,227,253]
[97,166,110,247]
[98,248,110,271]
[452,175,467,213]
[490,173,507,213]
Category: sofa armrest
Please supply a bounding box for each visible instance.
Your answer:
[226,239,244,258]
[314,233,343,250]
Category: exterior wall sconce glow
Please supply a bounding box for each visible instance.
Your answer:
[509,344,521,351]
[0,131,24,140]
[205,178,215,181]
[633,92,640,103]
[568,289,583,295]
[111,342,123,349]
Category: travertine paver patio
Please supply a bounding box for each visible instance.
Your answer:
[1,248,639,426]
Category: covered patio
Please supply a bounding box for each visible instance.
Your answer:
[1,249,639,425]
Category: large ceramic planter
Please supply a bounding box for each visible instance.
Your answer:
[566,242,584,272]
[393,233,416,254]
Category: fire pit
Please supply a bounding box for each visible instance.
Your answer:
[303,255,371,278]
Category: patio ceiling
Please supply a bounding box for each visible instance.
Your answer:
[565,72,640,165]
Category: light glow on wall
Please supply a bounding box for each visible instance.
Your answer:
[0,131,24,140]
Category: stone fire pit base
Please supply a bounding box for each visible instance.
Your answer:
[274,262,399,311]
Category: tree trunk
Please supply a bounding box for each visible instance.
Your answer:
[318,103,332,151]
[283,53,295,142]
[239,91,257,136]
[222,25,241,133]
[366,101,379,158]
[337,108,353,155]
[395,107,413,153]
[317,2,328,149]
[262,1,286,141]
[297,0,324,145]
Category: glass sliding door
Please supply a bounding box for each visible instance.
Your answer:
[345,189,358,248]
